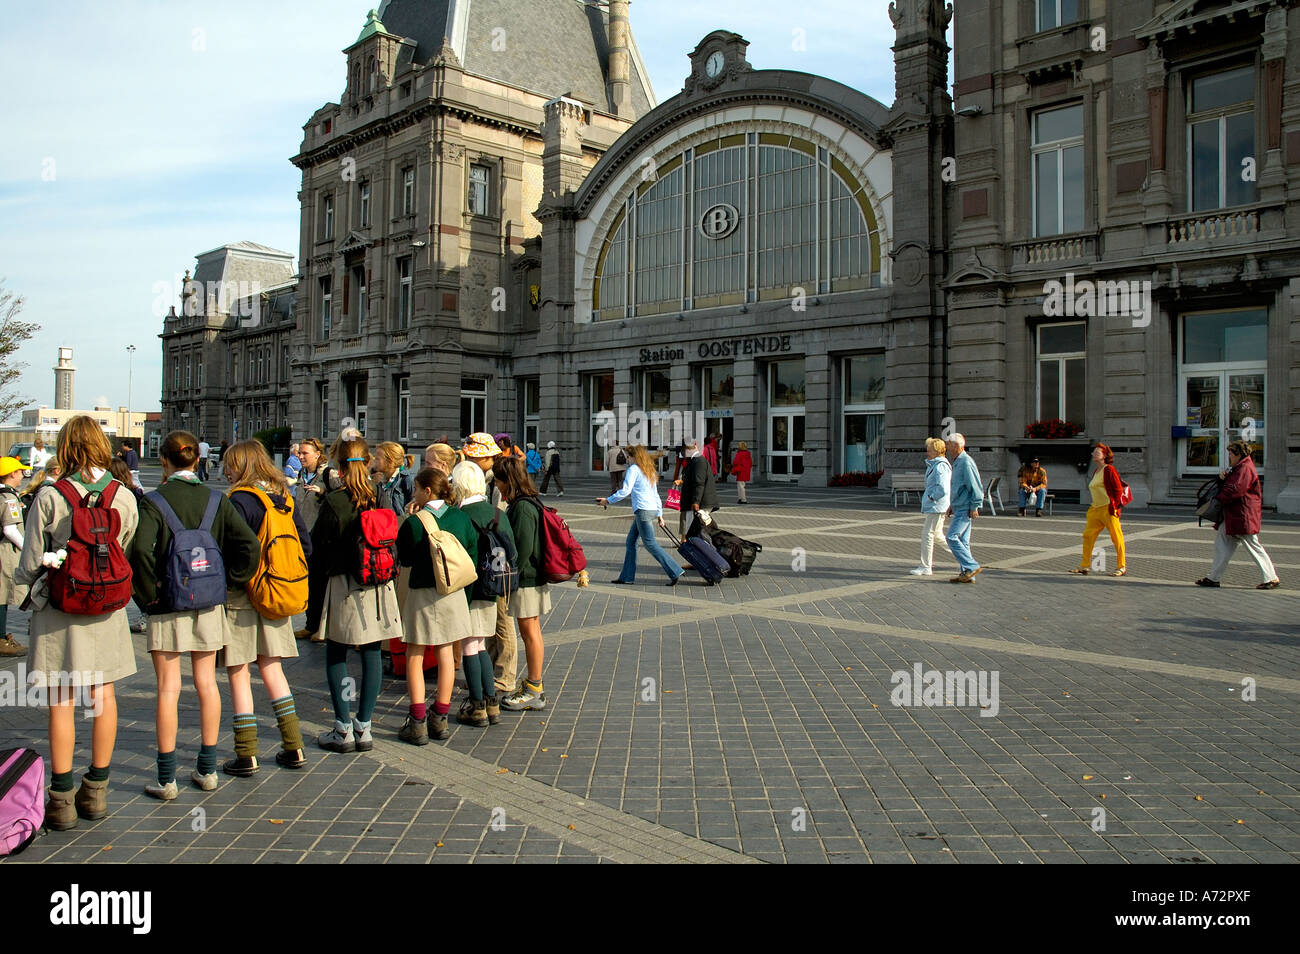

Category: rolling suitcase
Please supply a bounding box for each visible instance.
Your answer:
[663,526,729,585]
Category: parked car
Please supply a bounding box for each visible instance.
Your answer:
[6,443,34,476]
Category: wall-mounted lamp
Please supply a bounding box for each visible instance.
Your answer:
[956,105,984,117]
[411,240,427,248]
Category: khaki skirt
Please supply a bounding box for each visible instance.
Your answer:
[467,598,497,638]
[509,583,552,620]
[0,544,27,605]
[401,586,472,647]
[223,589,299,666]
[30,606,136,687]
[148,605,227,654]
[320,573,402,646]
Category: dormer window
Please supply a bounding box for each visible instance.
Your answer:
[368,56,378,93]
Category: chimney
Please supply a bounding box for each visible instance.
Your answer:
[607,0,630,116]
[53,347,76,410]
[541,96,589,200]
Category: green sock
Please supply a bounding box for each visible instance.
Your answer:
[463,653,484,701]
[272,695,302,751]
[197,744,217,776]
[232,713,258,758]
[51,770,75,793]
[156,750,176,785]
[0,604,8,634]
[85,764,109,783]
[477,651,495,700]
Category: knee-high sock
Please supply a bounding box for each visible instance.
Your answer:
[357,644,382,722]
[326,640,351,723]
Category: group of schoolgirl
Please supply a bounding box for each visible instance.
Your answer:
[6,419,313,831]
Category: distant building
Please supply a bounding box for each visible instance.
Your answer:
[0,348,145,452]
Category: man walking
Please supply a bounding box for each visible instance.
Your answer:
[605,440,628,493]
[676,437,719,537]
[539,441,563,496]
[197,437,211,481]
[945,433,983,583]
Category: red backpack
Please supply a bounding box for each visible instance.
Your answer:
[522,497,587,584]
[47,479,133,616]
[352,505,400,587]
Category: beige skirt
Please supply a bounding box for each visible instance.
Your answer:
[29,606,137,687]
[223,589,299,666]
[401,586,472,647]
[509,584,552,620]
[467,598,497,638]
[320,573,402,646]
[147,605,227,654]
[0,543,27,605]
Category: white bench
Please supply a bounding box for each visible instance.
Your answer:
[891,473,927,508]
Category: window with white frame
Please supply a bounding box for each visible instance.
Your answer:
[1036,0,1079,32]
[359,181,371,228]
[460,378,487,438]
[1032,103,1084,236]
[353,265,367,329]
[396,376,410,440]
[1036,322,1086,428]
[402,166,415,215]
[842,354,885,474]
[322,194,334,239]
[468,164,490,216]
[319,276,332,339]
[397,257,412,329]
[281,346,289,382]
[1188,65,1256,212]
[319,382,329,435]
[173,357,180,388]
[196,361,203,389]
[185,357,191,389]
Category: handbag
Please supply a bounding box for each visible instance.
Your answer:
[664,488,681,511]
[1195,477,1225,527]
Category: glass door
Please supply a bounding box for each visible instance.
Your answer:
[768,412,805,478]
[1179,309,1267,474]
[588,373,614,473]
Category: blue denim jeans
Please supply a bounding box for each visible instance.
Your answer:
[1018,488,1046,509]
[946,511,978,574]
[620,510,684,582]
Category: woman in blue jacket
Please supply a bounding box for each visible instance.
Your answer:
[910,437,951,576]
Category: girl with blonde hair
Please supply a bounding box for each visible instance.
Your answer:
[372,441,414,517]
[910,437,951,576]
[598,445,685,586]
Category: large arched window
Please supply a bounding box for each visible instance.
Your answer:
[593,132,880,320]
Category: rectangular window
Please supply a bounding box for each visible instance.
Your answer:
[587,373,615,471]
[460,378,488,437]
[769,359,806,407]
[522,378,540,448]
[1188,66,1255,212]
[196,361,203,389]
[185,357,192,389]
[319,276,332,339]
[281,345,289,381]
[249,349,255,384]
[1036,322,1086,428]
[322,194,334,239]
[843,354,885,474]
[397,376,410,440]
[1036,0,1079,32]
[402,166,415,215]
[353,381,368,437]
[353,265,367,329]
[359,181,371,228]
[319,383,330,435]
[1032,104,1085,236]
[468,164,490,216]
[397,257,412,329]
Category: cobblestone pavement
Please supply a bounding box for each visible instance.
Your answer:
[3,470,1297,864]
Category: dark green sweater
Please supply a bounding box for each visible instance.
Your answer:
[306,487,364,632]
[130,476,259,613]
[506,495,543,589]
[397,504,478,605]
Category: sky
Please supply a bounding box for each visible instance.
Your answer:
[0,0,908,420]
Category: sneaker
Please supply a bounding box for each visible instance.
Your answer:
[275,748,307,769]
[317,721,355,753]
[399,715,429,746]
[456,697,489,728]
[191,770,218,792]
[144,779,179,801]
[222,755,259,777]
[426,712,450,741]
[501,682,547,711]
[556,492,564,497]
[0,635,26,657]
[485,695,501,725]
[352,718,374,752]
[908,566,932,576]
[130,618,147,634]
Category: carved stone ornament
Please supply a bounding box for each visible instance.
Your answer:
[440,142,465,163]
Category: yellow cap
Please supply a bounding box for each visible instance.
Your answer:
[0,457,27,477]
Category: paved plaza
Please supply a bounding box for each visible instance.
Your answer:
[2,471,1298,864]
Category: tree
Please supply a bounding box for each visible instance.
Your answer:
[0,281,40,425]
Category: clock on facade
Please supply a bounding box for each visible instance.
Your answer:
[705,51,724,78]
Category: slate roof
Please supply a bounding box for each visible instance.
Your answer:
[191,243,296,298]
[375,0,655,114]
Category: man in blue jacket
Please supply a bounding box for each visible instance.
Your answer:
[945,433,983,583]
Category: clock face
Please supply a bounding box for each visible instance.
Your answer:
[705,51,724,78]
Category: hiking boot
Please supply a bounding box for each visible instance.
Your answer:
[501,682,546,711]
[485,695,501,725]
[275,748,307,769]
[0,635,26,657]
[191,770,218,792]
[426,712,450,741]
[222,755,259,778]
[317,721,355,753]
[351,719,374,752]
[949,570,973,584]
[456,697,488,728]
[45,788,77,831]
[143,779,179,801]
[399,715,429,746]
[74,776,108,820]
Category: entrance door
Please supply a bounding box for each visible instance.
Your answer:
[768,411,805,478]
[1179,309,1267,474]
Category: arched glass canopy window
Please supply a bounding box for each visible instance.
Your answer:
[593,132,880,319]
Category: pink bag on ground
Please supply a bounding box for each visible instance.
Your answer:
[0,747,45,856]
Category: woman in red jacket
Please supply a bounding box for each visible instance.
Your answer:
[730,441,753,504]
[1196,441,1280,589]
[1070,443,1127,577]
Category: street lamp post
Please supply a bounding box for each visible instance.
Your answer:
[126,344,136,448]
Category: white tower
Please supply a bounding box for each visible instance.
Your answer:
[53,347,75,409]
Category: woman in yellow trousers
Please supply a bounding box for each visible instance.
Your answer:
[1071,442,1127,577]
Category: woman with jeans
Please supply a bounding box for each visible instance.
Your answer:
[1196,441,1281,589]
[599,445,685,587]
[910,437,950,576]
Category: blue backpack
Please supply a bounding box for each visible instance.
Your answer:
[145,488,228,612]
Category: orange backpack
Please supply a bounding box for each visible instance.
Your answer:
[243,487,309,619]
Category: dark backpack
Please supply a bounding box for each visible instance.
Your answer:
[614,449,627,467]
[46,480,133,616]
[352,505,400,587]
[471,509,519,601]
[145,488,227,612]
[521,497,587,584]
